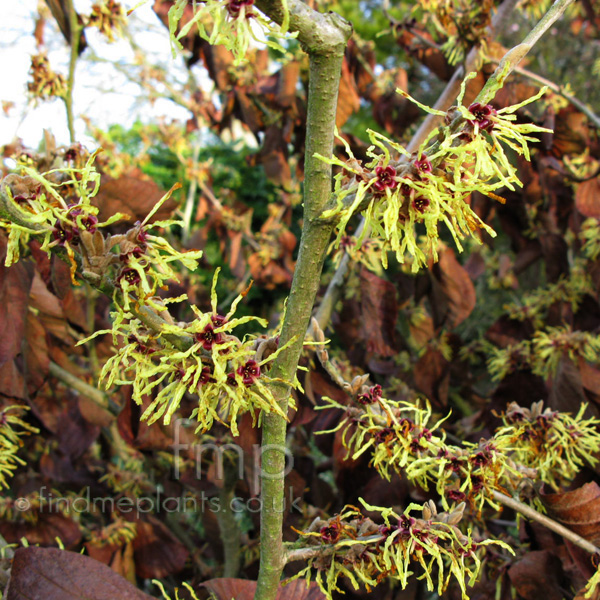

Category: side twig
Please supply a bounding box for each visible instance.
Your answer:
[505,64,600,129]
[492,490,600,556]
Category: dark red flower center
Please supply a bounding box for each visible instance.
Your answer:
[398,515,416,535]
[468,102,497,133]
[409,438,424,453]
[227,0,254,17]
[357,392,375,405]
[79,214,98,233]
[211,314,227,327]
[447,489,466,502]
[356,384,383,405]
[52,224,74,245]
[470,475,484,492]
[127,334,156,355]
[199,366,215,386]
[320,524,340,544]
[64,147,79,162]
[372,165,398,193]
[447,456,464,473]
[412,196,430,213]
[237,360,260,386]
[374,427,394,444]
[117,268,141,287]
[195,324,223,351]
[414,155,432,174]
[120,246,145,262]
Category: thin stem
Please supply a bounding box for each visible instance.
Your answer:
[507,64,600,129]
[407,0,520,153]
[492,490,600,556]
[0,186,196,353]
[314,218,369,330]
[216,458,242,578]
[63,0,81,144]
[477,0,576,104]
[182,139,202,244]
[286,490,600,564]
[286,534,383,564]
[48,361,118,413]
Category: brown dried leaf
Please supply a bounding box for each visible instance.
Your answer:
[51,256,88,328]
[0,235,34,366]
[548,355,596,417]
[277,61,300,107]
[117,394,176,450]
[0,361,26,399]
[29,271,71,344]
[541,482,600,546]
[345,38,375,97]
[549,108,592,158]
[579,359,600,396]
[371,69,421,137]
[394,28,453,81]
[253,125,292,186]
[85,541,137,584]
[22,310,50,394]
[6,546,153,600]
[508,550,565,600]
[0,513,81,548]
[228,231,245,278]
[413,348,450,406]
[131,516,188,579]
[93,171,173,225]
[336,59,360,128]
[359,268,398,357]
[235,89,264,134]
[576,177,600,218]
[248,253,293,289]
[431,247,476,329]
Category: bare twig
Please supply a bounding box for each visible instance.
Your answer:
[314,218,368,330]
[477,0,577,105]
[48,361,119,413]
[407,0,521,153]
[506,64,600,129]
[182,139,202,244]
[492,490,600,556]
[286,534,383,564]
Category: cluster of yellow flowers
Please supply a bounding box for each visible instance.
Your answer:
[318,74,550,272]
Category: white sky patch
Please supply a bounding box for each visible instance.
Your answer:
[0,1,197,150]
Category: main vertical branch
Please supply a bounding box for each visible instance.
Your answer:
[253,3,352,599]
